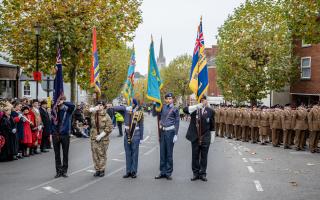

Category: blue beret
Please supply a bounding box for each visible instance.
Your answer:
[165,92,174,98]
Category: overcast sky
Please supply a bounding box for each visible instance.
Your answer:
[133,0,246,75]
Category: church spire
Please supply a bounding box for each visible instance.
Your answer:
[157,36,166,68]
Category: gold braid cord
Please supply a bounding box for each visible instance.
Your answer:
[128,111,143,144]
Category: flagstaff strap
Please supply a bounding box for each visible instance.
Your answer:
[95,112,100,133]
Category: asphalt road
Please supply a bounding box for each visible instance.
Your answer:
[1,115,320,200]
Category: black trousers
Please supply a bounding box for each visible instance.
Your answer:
[191,140,210,177]
[52,135,70,174]
[40,132,51,150]
[117,122,123,136]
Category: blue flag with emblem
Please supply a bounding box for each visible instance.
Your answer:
[189,17,208,102]
[124,47,136,106]
[146,36,163,111]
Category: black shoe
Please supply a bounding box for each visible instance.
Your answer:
[61,173,68,178]
[200,175,207,182]
[295,147,301,151]
[284,146,291,149]
[94,171,100,177]
[191,176,200,181]
[99,171,105,177]
[166,175,172,180]
[123,173,131,178]
[117,135,123,137]
[54,173,62,178]
[155,174,166,179]
[131,172,137,178]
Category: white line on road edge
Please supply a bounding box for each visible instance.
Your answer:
[27,165,93,191]
[42,186,63,194]
[112,158,125,162]
[70,166,125,194]
[233,146,237,150]
[238,151,243,156]
[242,158,248,163]
[144,146,158,156]
[247,166,255,173]
[86,170,96,173]
[253,180,264,192]
[119,151,125,155]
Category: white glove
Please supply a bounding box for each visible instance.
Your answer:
[126,106,132,112]
[140,139,143,144]
[188,103,203,114]
[18,113,23,118]
[173,135,178,143]
[96,131,106,142]
[12,129,17,134]
[38,125,43,130]
[89,106,99,113]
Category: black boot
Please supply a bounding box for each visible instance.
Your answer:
[123,173,131,178]
[93,171,100,177]
[99,170,105,177]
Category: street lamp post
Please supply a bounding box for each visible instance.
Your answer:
[35,23,41,100]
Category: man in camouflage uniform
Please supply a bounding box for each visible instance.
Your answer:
[219,106,226,138]
[292,106,308,151]
[250,106,259,144]
[241,107,250,142]
[307,105,320,153]
[269,107,283,147]
[89,101,113,177]
[281,105,294,149]
[233,107,242,140]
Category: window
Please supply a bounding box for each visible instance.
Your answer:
[301,57,311,79]
[302,40,311,48]
[24,82,31,96]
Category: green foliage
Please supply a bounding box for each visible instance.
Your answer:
[282,0,320,44]
[0,0,142,102]
[161,54,192,104]
[216,0,299,105]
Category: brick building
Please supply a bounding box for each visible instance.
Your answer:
[204,45,224,105]
[290,41,320,106]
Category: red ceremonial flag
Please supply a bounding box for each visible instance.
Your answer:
[33,71,42,81]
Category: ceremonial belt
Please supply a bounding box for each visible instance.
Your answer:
[162,125,175,131]
[125,126,140,130]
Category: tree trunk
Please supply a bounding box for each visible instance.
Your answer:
[70,65,77,103]
[250,98,257,107]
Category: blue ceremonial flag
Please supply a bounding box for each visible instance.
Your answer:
[124,47,136,105]
[189,17,209,102]
[146,37,163,111]
[52,44,64,125]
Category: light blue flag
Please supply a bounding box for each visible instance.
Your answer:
[146,37,163,111]
[124,49,136,105]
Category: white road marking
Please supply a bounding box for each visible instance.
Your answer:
[27,165,93,191]
[119,151,125,155]
[238,151,243,156]
[70,166,125,194]
[233,146,237,150]
[112,158,125,162]
[247,166,255,173]
[253,180,264,192]
[289,151,310,155]
[86,170,96,173]
[249,158,264,164]
[42,186,63,194]
[144,146,158,156]
[242,158,248,163]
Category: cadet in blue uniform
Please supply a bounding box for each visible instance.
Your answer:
[114,99,144,179]
[155,93,180,180]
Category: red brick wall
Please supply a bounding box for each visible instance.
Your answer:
[205,46,221,97]
[290,42,320,94]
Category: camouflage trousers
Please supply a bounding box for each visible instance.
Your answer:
[91,140,109,171]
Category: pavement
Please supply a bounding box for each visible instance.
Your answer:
[0,115,320,200]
